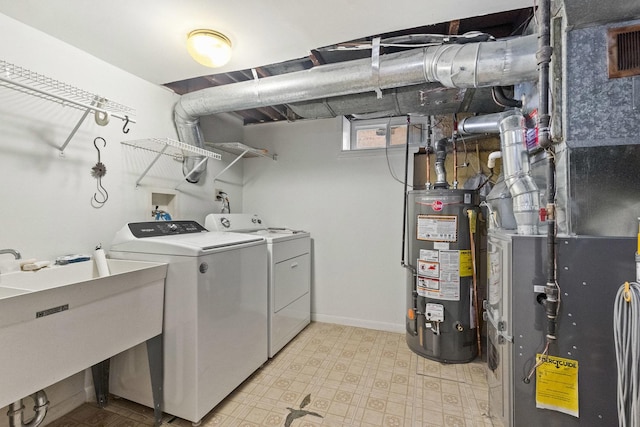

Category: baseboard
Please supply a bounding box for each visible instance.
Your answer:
[311,313,404,334]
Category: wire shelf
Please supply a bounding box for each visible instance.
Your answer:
[0,60,135,118]
[122,138,222,160]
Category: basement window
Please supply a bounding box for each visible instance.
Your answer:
[342,116,426,152]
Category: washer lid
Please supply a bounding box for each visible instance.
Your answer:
[111,222,264,256]
[249,229,310,242]
[204,214,309,241]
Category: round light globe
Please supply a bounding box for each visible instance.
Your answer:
[186,30,232,68]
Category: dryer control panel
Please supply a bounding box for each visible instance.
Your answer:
[128,221,207,238]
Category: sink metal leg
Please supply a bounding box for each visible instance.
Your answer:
[90,359,110,408]
[91,336,163,425]
[146,334,164,426]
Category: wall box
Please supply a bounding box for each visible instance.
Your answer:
[149,189,179,220]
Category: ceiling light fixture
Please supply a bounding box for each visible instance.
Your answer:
[186,29,232,68]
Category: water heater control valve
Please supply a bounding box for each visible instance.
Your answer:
[425,303,444,322]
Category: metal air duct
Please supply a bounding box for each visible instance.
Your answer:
[287,85,502,120]
[175,34,539,182]
[433,138,449,189]
[458,110,540,235]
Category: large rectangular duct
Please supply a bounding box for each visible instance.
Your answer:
[560,16,640,237]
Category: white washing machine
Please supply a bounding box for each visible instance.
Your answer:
[108,220,268,424]
[205,214,310,358]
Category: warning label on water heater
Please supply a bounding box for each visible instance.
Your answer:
[418,259,439,278]
[417,215,458,242]
[416,249,460,301]
[417,276,440,297]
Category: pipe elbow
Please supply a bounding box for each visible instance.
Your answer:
[25,391,49,427]
[173,100,208,183]
[8,391,48,427]
[487,151,502,169]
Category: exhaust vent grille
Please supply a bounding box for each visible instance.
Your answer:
[608,25,640,78]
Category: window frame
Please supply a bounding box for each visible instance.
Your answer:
[341,115,427,153]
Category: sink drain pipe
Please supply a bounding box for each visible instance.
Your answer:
[8,391,49,427]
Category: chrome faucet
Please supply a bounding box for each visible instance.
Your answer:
[0,249,21,260]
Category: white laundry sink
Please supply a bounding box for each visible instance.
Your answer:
[0,259,167,409]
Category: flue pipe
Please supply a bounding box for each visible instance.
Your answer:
[175,34,539,183]
[458,111,539,235]
[8,391,49,427]
[433,138,449,189]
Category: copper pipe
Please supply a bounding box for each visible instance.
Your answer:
[452,138,458,186]
[426,149,431,187]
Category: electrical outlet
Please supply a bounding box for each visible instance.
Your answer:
[215,189,225,200]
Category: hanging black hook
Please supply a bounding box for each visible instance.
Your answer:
[122,115,130,134]
[93,137,106,163]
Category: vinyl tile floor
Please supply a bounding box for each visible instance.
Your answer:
[46,322,501,427]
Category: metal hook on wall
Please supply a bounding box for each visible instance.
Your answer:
[122,115,130,134]
[91,137,109,208]
[93,137,105,162]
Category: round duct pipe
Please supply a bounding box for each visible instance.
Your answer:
[174,34,539,183]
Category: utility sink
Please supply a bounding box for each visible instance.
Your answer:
[0,259,167,409]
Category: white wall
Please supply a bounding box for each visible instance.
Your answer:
[242,118,409,333]
[0,16,245,262]
[0,13,243,425]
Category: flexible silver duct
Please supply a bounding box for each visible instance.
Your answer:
[8,391,49,427]
[174,34,539,183]
[458,111,539,235]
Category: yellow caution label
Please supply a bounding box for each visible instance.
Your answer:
[459,250,473,277]
[535,354,579,418]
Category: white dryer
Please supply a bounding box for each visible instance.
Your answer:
[205,214,310,358]
[108,220,267,424]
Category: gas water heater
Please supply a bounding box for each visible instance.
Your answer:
[406,188,480,363]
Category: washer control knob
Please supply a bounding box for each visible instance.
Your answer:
[220,218,230,228]
[199,262,209,274]
[167,223,178,232]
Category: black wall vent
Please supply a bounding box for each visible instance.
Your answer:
[608,24,640,78]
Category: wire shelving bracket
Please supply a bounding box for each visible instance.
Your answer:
[121,138,222,188]
[204,142,277,182]
[0,60,136,154]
